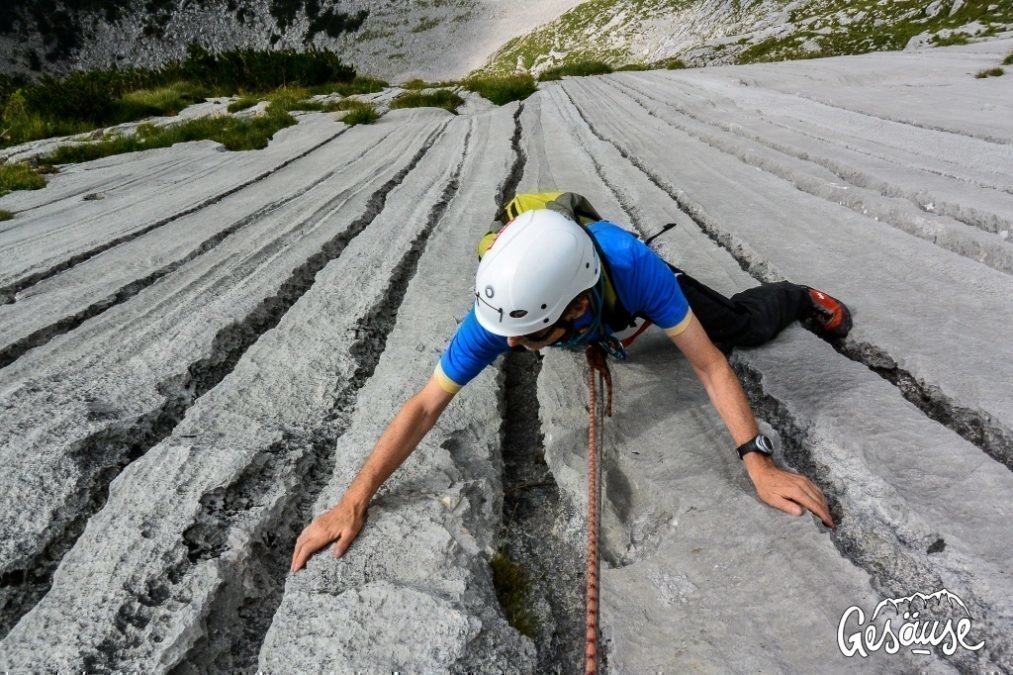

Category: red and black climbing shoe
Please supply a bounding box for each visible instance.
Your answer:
[805,287,852,339]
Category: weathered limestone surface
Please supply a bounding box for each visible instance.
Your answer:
[0,114,344,293]
[1,40,1011,673]
[258,104,535,672]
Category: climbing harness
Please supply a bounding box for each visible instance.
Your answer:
[583,344,613,674]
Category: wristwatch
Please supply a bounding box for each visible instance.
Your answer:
[736,434,774,460]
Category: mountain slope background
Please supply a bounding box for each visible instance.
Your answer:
[1,0,1011,81]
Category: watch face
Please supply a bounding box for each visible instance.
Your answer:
[756,435,773,453]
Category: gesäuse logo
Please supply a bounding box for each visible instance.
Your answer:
[838,589,985,658]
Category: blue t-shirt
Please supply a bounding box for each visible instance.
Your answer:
[434,221,692,393]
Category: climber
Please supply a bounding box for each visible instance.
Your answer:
[290,192,847,572]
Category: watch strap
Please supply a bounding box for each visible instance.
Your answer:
[737,434,773,460]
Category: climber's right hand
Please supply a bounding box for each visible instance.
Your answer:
[290,499,366,573]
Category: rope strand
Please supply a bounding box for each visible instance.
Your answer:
[584,345,612,674]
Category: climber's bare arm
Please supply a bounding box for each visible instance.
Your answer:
[290,375,455,571]
[670,315,833,527]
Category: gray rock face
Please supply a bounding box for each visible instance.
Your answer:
[0,0,584,81]
[1,39,1012,672]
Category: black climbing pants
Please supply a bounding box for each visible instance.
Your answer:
[670,266,811,350]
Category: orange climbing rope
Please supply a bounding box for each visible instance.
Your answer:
[584,345,613,674]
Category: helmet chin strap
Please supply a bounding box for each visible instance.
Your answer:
[554,278,606,349]
[552,276,629,360]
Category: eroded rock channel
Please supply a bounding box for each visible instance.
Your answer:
[496,350,588,673]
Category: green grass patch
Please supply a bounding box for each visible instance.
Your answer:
[975,67,1004,78]
[0,162,46,196]
[389,89,464,114]
[616,63,651,71]
[411,17,440,33]
[42,104,296,165]
[931,32,970,46]
[113,81,210,122]
[0,209,14,221]
[461,74,537,105]
[400,79,430,90]
[489,551,537,638]
[1003,52,1013,66]
[265,86,319,111]
[339,101,380,125]
[307,77,389,97]
[539,61,613,81]
[660,58,687,70]
[228,95,261,113]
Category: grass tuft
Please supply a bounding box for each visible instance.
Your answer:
[931,32,971,46]
[616,63,651,71]
[974,67,1004,78]
[228,95,260,113]
[1003,52,1013,66]
[389,89,464,114]
[539,61,613,81]
[400,79,429,90]
[0,209,13,221]
[461,74,537,105]
[339,101,380,125]
[0,162,46,196]
[113,81,209,122]
[489,551,538,638]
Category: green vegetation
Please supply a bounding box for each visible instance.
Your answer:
[616,63,651,71]
[411,16,440,33]
[1003,52,1013,66]
[339,101,380,126]
[930,32,970,46]
[479,0,638,76]
[41,103,296,164]
[738,0,1013,64]
[478,0,1011,74]
[228,95,260,113]
[306,8,369,41]
[0,161,46,196]
[308,77,388,97]
[461,74,537,105]
[0,46,357,147]
[115,81,211,120]
[539,60,613,81]
[974,67,1004,78]
[400,79,430,90]
[390,89,464,113]
[0,209,13,221]
[489,551,537,638]
[227,80,388,114]
[660,58,687,70]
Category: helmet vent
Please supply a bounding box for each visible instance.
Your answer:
[484,286,495,298]
[509,310,528,318]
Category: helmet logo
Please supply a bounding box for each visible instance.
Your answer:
[509,310,528,318]
[484,286,495,298]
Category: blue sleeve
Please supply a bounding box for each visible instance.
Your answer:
[435,307,510,392]
[590,222,691,333]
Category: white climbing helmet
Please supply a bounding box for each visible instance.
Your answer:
[474,209,600,337]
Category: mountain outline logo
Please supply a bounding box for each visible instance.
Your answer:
[838,588,985,658]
